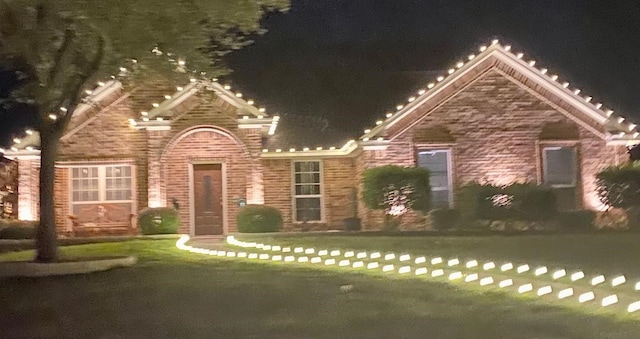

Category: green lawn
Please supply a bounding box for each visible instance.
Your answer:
[1,239,639,338]
[236,233,640,278]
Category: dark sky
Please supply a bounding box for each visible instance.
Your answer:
[224,0,640,141]
[1,0,639,146]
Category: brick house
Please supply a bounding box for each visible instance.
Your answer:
[2,41,638,235]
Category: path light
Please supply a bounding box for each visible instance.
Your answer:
[415,257,426,264]
[282,247,291,253]
[611,276,626,287]
[591,275,605,286]
[330,250,340,257]
[571,271,585,281]
[602,295,618,307]
[579,292,595,303]
[311,257,322,264]
[466,260,478,268]
[534,267,548,276]
[558,288,574,299]
[298,257,309,263]
[431,257,443,265]
[480,277,494,286]
[357,252,367,259]
[383,265,394,272]
[483,262,495,270]
[367,262,379,269]
[345,251,355,258]
[537,286,552,296]
[518,284,533,294]
[272,255,282,261]
[259,254,269,260]
[399,266,411,274]
[432,269,444,277]
[517,265,530,273]
[628,301,640,313]
[400,254,411,262]
[415,268,428,275]
[272,246,281,251]
[501,263,513,272]
[499,279,513,288]
[248,253,258,259]
[325,259,336,265]
[448,258,460,266]
[449,272,463,280]
[285,256,295,262]
[465,273,479,282]
[294,247,303,253]
[552,269,566,280]
[353,261,364,268]
[370,252,381,259]
[305,248,315,254]
[385,254,395,260]
[339,260,350,267]
[318,250,328,256]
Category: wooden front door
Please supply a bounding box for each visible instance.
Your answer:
[193,164,223,235]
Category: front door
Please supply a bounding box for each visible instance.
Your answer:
[193,164,223,235]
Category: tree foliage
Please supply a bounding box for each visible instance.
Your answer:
[0,0,289,261]
[596,162,640,210]
[361,165,431,216]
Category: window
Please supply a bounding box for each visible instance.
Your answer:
[71,165,134,225]
[293,161,322,222]
[417,150,452,208]
[542,146,578,210]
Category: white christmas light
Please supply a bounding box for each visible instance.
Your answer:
[383,264,394,272]
[628,301,640,313]
[385,254,395,260]
[367,262,379,269]
[500,263,513,272]
[517,265,530,273]
[353,261,364,268]
[431,257,443,265]
[339,260,350,267]
[325,259,336,265]
[330,250,340,256]
[399,266,411,274]
[415,267,428,275]
[558,288,574,299]
[448,258,460,266]
[483,262,495,270]
[466,260,478,268]
[432,269,444,277]
[415,257,426,264]
[399,254,410,262]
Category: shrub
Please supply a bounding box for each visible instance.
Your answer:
[555,210,596,231]
[362,165,431,216]
[456,182,557,223]
[237,205,282,233]
[0,225,36,239]
[138,208,180,235]
[430,208,459,231]
[596,162,640,226]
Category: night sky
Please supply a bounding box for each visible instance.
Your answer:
[1,0,639,146]
[225,0,640,143]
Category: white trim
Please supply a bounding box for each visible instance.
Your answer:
[291,160,325,223]
[188,161,228,236]
[363,44,618,142]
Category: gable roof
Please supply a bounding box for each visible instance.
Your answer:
[357,40,639,147]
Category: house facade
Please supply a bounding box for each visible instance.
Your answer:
[2,41,638,236]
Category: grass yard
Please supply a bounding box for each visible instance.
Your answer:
[1,239,640,338]
[237,233,640,278]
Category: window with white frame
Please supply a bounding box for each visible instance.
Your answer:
[71,165,134,225]
[417,150,452,208]
[293,161,322,222]
[542,146,578,210]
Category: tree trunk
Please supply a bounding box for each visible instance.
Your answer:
[35,128,60,263]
